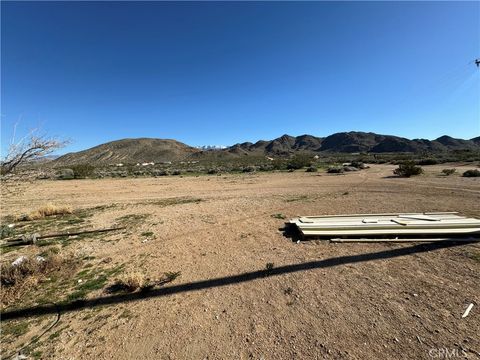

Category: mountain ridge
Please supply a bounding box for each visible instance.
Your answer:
[54,132,480,165]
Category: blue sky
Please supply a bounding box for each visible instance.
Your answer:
[1,1,479,154]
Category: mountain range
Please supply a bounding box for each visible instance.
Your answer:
[54,132,480,165]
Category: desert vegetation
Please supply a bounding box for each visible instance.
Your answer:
[462,169,480,177]
[26,149,477,181]
[393,161,424,177]
[441,168,457,176]
[1,163,479,359]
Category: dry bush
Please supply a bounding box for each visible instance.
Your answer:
[442,168,456,176]
[18,203,73,221]
[114,271,146,292]
[1,257,40,287]
[1,252,74,307]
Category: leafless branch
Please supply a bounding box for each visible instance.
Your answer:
[1,128,68,197]
[1,129,68,176]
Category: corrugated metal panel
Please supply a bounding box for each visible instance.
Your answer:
[290,213,480,237]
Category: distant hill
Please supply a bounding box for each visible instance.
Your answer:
[53,132,480,166]
[54,138,199,165]
[226,134,323,156]
[226,132,479,156]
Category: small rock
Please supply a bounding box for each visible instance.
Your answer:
[12,355,28,360]
[12,256,28,266]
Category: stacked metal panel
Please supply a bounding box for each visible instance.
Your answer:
[289,212,480,237]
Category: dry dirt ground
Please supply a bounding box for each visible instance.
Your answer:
[1,164,479,360]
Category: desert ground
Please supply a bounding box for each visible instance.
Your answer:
[1,164,479,359]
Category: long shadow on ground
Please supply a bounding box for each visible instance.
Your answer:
[2,240,477,321]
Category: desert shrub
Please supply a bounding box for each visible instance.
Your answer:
[393,162,423,177]
[1,224,15,239]
[327,167,344,174]
[258,164,274,172]
[71,164,95,179]
[350,161,365,169]
[111,171,128,178]
[1,257,38,287]
[1,252,73,306]
[286,154,312,170]
[113,271,146,292]
[242,166,256,173]
[417,158,438,165]
[153,169,169,176]
[164,271,181,282]
[272,159,287,170]
[462,169,480,177]
[56,168,75,180]
[442,169,456,176]
[19,203,73,221]
[305,166,317,172]
[171,170,181,176]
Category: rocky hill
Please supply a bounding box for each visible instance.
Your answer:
[226,132,479,156]
[54,138,199,165]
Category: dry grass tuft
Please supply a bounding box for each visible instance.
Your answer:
[18,203,73,221]
[113,271,146,292]
[1,251,76,307]
[30,203,73,219]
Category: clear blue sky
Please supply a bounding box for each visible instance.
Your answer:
[1,1,479,154]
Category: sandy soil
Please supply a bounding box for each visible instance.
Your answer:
[2,164,479,359]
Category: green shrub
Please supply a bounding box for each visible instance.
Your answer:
[462,169,480,177]
[71,164,95,179]
[0,224,15,239]
[272,159,287,170]
[153,169,169,176]
[327,167,344,174]
[305,166,317,172]
[350,161,365,169]
[286,154,312,170]
[442,169,456,176]
[417,158,438,165]
[242,166,256,173]
[56,168,75,180]
[393,161,423,177]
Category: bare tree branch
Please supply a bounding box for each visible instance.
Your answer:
[1,129,68,176]
[1,128,68,197]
